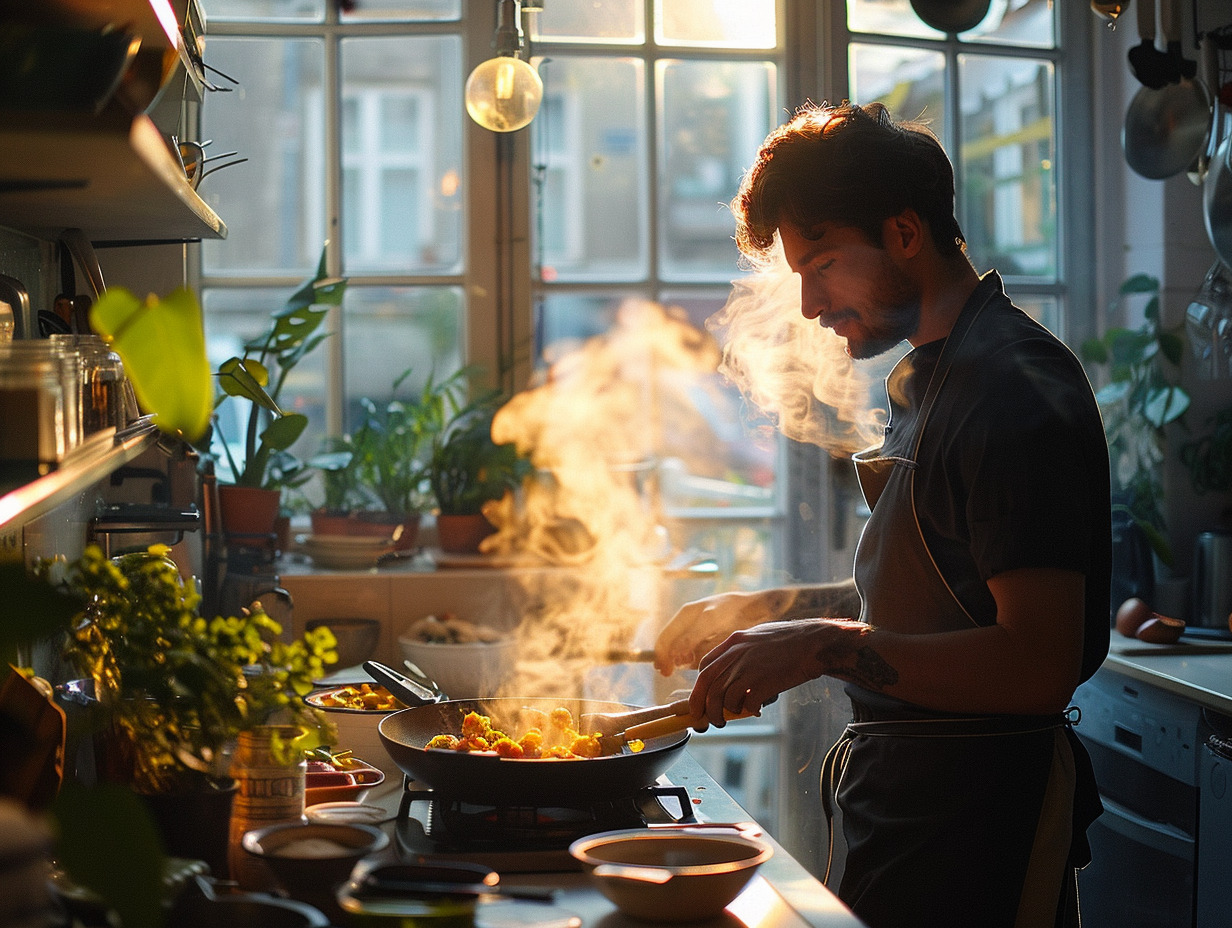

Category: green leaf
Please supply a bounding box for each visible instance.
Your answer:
[263,413,309,452]
[89,288,213,442]
[217,358,279,411]
[1119,273,1159,295]
[1142,385,1190,428]
[0,564,81,657]
[1080,338,1108,364]
[52,782,167,928]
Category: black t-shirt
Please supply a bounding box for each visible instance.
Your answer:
[877,274,1111,683]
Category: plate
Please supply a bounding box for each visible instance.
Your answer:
[299,534,393,569]
[305,760,385,806]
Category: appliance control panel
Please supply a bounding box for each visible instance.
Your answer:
[1073,671,1200,784]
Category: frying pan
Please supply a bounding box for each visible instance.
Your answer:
[378,697,690,806]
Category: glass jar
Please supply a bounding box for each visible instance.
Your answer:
[0,344,66,482]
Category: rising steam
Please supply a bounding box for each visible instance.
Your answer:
[709,242,888,457]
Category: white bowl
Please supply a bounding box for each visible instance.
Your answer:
[299,534,393,570]
[397,635,518,699]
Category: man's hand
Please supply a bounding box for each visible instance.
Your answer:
[653,590,786,676]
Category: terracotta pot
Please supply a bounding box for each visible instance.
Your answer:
[217,486,281,545]
[310,510,355,537]
[435,512,494,554]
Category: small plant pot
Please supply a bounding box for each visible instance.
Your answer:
[435,513,494,554]
[218,486,281,546]
[353,511,421,550]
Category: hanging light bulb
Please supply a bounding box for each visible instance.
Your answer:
[465,0,543,133]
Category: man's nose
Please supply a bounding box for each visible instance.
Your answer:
[799,277,824,320]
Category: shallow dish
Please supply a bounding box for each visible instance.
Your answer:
[305,685,407,784]
[299,534,393,569]
[568,826,773,923]
[305,761,385,806]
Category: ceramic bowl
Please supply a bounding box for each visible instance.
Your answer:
[299,534,393,570]
[568,827,773,923]
[241,821,389,904]
[397,636,518,699]
[305,617,382,669]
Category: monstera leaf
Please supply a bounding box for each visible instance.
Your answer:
[89,287,212,442]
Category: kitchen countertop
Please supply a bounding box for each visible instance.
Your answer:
[351,750,864,928]
[1101,636,1232,718]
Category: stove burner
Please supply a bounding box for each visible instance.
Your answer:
[394,779,696,870]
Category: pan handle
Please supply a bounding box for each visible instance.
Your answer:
[363,660,444,706]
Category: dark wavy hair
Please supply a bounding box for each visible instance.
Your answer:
[731,101,966,266]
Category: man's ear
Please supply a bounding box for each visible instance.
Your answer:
[883,209,925,258]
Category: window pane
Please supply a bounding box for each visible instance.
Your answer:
[532,0,643,43]
[658,59,775,281]
[1013,295,1060,335]
[202,287,328,480]
[341,36,464,276]
[341,0,460,21]
[846,0,943,40]
[201,37,325,277]
[849,43,945,132]
[963,0,1055,49]
[958,55,1056,279]
[342,286,465,431]
[534,56,646,281]
[655,0,776,49]
[202,0,323,22]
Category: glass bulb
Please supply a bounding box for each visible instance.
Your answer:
[465,56,543,133]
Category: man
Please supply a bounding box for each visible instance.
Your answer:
[654,102,1109,927]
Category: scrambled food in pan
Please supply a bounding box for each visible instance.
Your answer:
[310,683,404,712]
[425,707,640,759]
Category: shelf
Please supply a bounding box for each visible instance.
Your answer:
[0,109,226,244]
[0,420,160,532]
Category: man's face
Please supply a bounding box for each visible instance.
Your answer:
[779,221,921,360]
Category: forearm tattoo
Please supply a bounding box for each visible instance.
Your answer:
[814,623,899,692]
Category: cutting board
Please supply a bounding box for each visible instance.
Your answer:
[1109,637,1232,657]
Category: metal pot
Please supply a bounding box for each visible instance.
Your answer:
[378,697,690,806]
[1192,531,1232,632]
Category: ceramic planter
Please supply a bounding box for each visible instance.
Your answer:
[435,513,494,554]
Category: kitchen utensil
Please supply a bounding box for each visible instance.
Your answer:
[1122,0,1210,179]
[1128,0,1170,89]
[1189,35,1222,184]
[362,660,443,706]
[351,863,556,902]
[378,697,690,806]
[0,275,31,339]
[581,698,691,736]
[597,706,760,756]
[1205,130,1232,266]
[1192,531,1232,634]
[908,0,991,34]
[568,825,774,923]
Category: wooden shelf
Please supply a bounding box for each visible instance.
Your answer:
[0,109,226,244]
[0,420,160,532]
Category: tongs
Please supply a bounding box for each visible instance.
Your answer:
[362,660,445,706]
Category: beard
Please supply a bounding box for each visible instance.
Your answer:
[843,264,921,360]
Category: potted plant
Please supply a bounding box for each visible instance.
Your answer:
[343,367,470,548]
[49,543,338,874]
[428,393,532,553]
[208,246,345,543]
[1082,273,1191,602]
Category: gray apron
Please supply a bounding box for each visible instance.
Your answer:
[822,287,1096,928]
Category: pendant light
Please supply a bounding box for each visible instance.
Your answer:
[465,0,543,133]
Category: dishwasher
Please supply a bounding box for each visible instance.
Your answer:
[1198,715,1232,928]
[1072,670,1201,928]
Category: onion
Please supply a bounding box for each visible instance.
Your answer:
[1115,598,1152,638]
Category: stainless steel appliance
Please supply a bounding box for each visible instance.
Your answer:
[1198,716,1232,928]
[1073,671,1201,927]
[1192,531,1232,638]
